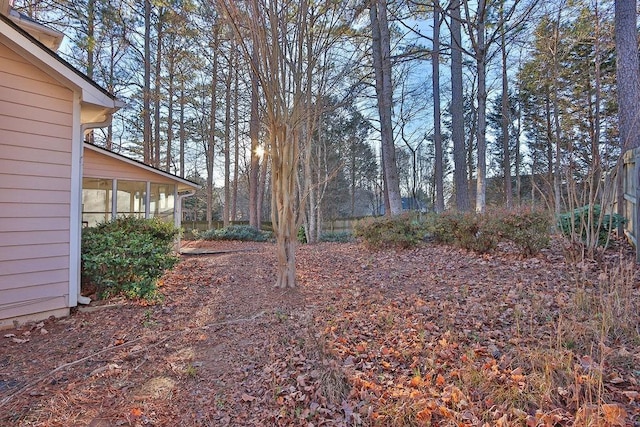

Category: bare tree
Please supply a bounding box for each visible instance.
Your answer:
[221,0,332,288]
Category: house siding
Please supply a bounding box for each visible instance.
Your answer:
[0,41,74,325]
[84,148,182,184]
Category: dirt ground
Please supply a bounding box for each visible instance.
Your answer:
[1,239,639,426]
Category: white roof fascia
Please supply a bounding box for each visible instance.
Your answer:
[0,17,118,114]
[7,9,64,51]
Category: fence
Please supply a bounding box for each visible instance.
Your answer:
[622,147,640,262]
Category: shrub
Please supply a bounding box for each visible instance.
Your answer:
[558,204,626,247]
[353,214,423,249]
[319,231,353,243]
[429,211,498,254]
[494,208,551,256]
[297,226,307,243]
[428,209,551,256]
[81,217,180,300]
[199,225,272,242]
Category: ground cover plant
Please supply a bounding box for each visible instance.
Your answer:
[1,238,638,426]
[558,204,626,248]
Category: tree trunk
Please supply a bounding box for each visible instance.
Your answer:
[615,0,640,151]
[472,0,487,213]
[500,0,512,209]
[257,151,267,230]
[231,65,240,222]
[153,8,164,168]
[166,53,175,172]
[370,0,403,216]
[550,12,563,216]
[270,123,298,288]
[614,0,640,239]
[248,53,261,229]
[223,47,233,227]
[179,79,185,178]
[433,2,444,213]
[450,0,469,211]
[206,22,220,229]
[515,89,522,205]
[143,0,152,164]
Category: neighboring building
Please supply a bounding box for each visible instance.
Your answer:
[0,4,197,328]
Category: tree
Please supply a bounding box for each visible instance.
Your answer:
[450,0,470,211]
[221,0,332,288]
[370,0,403,216]
[614,0,639,235]
[143,0,152,164]
[499,0,513,208]
[614,0,640,151]
[248,50,262,229]
[433,0,445,213]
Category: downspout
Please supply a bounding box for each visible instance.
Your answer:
[76,116,113,305]
[175,189,196,253]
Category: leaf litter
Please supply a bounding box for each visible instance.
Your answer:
[0,238,638,426]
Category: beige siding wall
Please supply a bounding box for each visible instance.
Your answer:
[83,148,180,184]
[0,41,74,323]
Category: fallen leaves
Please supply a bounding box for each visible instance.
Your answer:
[1,239,638,426]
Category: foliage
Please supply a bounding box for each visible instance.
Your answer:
[199,225,272,242]
[353,214,423,249]
[428,211,499,254]
[494,208,551,256]
[297,228,353,244]
[428,209,551,256]
[81,217,179,300]
[297,226,307,244]
[319,231,353,243]
[558,204,626,247]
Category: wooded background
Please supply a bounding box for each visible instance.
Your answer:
[13,0,640,241]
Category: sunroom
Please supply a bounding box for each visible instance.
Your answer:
[82,142,199,229]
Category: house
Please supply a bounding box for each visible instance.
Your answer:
[0,3,197,328]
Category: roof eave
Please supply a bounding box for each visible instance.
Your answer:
[0,14,120,117]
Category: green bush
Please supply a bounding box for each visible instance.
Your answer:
[297,226,307,243]
[494,208,551,256]
[558,204,626,247]
[81,217,180,300]
[319,231,354,243]
[199,225,272,242]
[428,209,551,256]
[428,212,498,253]
[353,214,423,249]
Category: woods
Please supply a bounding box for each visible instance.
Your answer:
[12,0,639,272]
